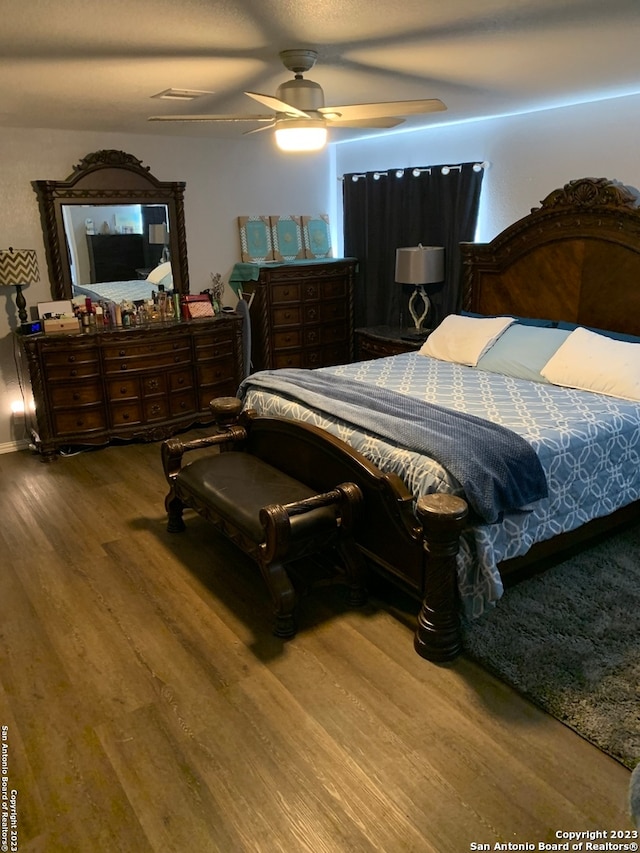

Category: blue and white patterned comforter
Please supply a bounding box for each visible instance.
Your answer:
[241,352,640,617]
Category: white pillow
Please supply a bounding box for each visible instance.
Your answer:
[419,314,515,366]
[540,326,640,401]
[146,261,172,284]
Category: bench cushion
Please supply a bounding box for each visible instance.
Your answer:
[176,452,337,543]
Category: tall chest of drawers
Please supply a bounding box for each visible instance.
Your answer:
[20,315,243,459]
[237,259,356,371]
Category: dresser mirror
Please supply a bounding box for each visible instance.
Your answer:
[34,149,190,302]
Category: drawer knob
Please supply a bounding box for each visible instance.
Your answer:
[70,369,77,377]
[177,377,185,385]
[120,364,128,370]
[120,386,127,395]
[68,355,76,363]
[72,393,80,401]
[119,350,126,357]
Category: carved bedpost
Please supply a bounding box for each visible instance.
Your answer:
[413,493,468,662]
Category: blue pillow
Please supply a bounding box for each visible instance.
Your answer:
[554,320,640,343]
[476,325,572,383]
[460,311,554,328]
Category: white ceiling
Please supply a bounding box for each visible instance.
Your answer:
[3,0,640,143]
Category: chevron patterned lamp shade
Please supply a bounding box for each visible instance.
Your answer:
[0,247,40,324]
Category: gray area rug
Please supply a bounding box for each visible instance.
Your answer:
[462,523,640,769]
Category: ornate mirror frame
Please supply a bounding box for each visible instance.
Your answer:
[33,149,190,300]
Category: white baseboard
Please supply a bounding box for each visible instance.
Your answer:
[0,438,30,454]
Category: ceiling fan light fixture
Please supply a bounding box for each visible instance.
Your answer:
[275,120,327,152]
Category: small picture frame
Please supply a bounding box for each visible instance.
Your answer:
[237,215,274,262]
[302,214,332,259]
[270,215,305,262]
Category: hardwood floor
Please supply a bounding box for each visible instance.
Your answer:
[0,436,632,852]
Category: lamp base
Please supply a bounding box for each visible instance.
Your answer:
[408,285,431,331]
[15,283,29,325]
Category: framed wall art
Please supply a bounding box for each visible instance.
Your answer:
[302,214,332,259]
[270,215,305,262]
[237,215,275,262]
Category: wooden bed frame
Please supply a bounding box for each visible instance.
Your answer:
[194,177,640,662]
[340,176,640,661]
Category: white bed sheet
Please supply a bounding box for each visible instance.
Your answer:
[73,280,158,303]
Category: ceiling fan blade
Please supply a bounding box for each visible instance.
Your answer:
[320,99,447,122]
[148,114,274,123]
[245,91,311,118]
[324,117,405,129]
[243,123,276,136]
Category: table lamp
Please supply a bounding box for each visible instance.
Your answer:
[0,247,40,325]
[395,245,444,333]
[149,223,170,263]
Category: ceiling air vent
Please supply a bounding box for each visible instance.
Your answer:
[151,89,214,101]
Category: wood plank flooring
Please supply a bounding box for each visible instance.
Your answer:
[0,436,632,852]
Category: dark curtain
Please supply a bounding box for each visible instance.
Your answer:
[343,163,484,328]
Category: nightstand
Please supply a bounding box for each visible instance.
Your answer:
[355,325,431,360]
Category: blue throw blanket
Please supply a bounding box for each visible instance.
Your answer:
[239,368,548,523]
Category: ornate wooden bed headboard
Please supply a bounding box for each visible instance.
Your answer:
[461,177,640,336]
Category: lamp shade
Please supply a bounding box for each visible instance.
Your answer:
[149,223,168,244]
[395,245,444,285]
[0,248,40,286]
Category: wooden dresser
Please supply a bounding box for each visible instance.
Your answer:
[234,259,356,371]
[20,315,243,459]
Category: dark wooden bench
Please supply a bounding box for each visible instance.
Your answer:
[161,398,367,638]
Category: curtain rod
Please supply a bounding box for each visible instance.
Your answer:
[338,161,490,181]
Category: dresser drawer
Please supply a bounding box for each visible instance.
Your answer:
[273,350,303,369]
[39,345,99,366]
[320,299,347,323]
[110,402,143,427]
[273,329,302,349]
[103,350,190,373]
[321,324,348,345]
[170,390,196,417]
[106,377,138,401]
[49,381,103,408]
[144,397,169,422]
[271,306,302,327]
[197,362,235,385]
[168,369,193,392]
[321,343,350,366]
[316,279,347,300]
[45,362,101,381]
[193,338,235,359]
[141,374,166,396]
[271,283,301,304]
[53,407,107,436]
[102,339,188,360]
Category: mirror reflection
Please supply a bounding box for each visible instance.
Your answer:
[34,149,190,302]
[62,202,172,303]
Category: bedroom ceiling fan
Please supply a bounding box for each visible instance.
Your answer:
[149,48,447,152]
